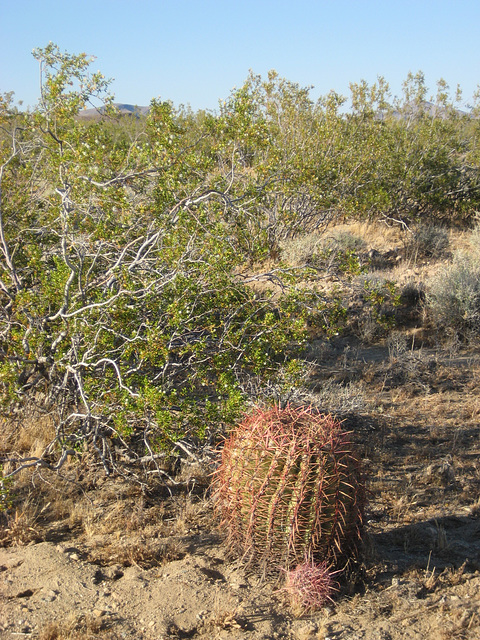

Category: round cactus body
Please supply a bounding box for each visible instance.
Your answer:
[214,405,365,570]
[283,560,337,613]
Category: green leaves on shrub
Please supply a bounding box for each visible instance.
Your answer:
[2,44,480,481]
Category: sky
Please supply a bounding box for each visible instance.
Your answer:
[1,0,480,112]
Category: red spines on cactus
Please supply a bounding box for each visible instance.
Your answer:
[282,559,338,613]
[214,404,366,571]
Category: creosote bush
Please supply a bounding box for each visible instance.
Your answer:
[3,43,480,482]
[0,45,320,481]
[214,405,366,573]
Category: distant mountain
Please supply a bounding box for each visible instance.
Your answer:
[77,103,150,120]
[76,100,471,122]
[390,100,468,120]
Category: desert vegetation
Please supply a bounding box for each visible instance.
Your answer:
[1,44,480,639]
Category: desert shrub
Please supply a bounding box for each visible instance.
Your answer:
[394,280,426,327]
[0,46,315,482]
[3,46,480,485]
[468,218,480,252]
[399,280,426,308]
[427,250,480,338]
[407,224,450,259]
[352,276,401,341]
[325,230,367,253]
[214,405,365,573]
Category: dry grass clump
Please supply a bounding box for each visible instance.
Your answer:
[166,492,211,536]
[38,614,120,640]
[279,232,324,266]
[0,460,89,547]
[0,405,57,456]
[0,472,84,547]
[327,221,403,251]
[467,216,480,252]
[279,222,394,268]
[308,379,368,415]
[0,408,61,516]
[76,484,208,569]
[0,503,43,547]
[86,537,186,569]
[324,229,367,252]
[79,490,169,537]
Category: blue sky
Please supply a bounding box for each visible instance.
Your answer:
[2,0,479,111]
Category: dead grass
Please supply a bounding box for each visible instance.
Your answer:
[327,221,404,251]
[0,406,56,457]
[0,504,43,546]
[86,537,187,569]
[279,220,403,267]
[307,379,368,415]
[38,614,120,640]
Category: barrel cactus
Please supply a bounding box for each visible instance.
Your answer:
[214,405,366,571]
[282,559,337,613]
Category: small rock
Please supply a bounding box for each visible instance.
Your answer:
[230,582,247,590]
[93,609,106,618]
[104,564,124,580]
[123,566,145,581]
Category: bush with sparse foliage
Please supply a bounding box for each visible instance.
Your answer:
[427,250,480,338]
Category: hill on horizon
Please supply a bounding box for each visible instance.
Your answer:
[77,102,150,119]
